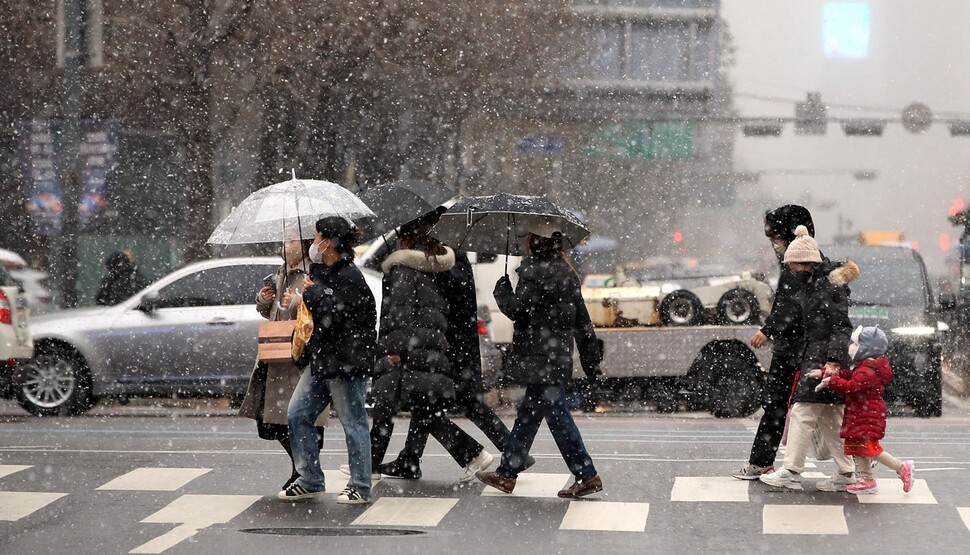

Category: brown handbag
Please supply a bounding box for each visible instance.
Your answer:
[257,320,296,363]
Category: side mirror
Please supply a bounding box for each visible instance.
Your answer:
[939,292,957,312]
[137,291,160,314]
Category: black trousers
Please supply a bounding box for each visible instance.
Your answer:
[748,349,800,468]
[369,369,483,468]
[395,367,510,464]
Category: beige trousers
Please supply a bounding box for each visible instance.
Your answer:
[783,402,855,474]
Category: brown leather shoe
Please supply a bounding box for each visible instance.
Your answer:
[558,474,603,498]
[476,471,515,494]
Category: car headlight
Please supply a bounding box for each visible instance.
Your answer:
[891,326,936,336]
[938,321,950,332]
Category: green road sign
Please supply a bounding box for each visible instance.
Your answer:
[586,121,693,160]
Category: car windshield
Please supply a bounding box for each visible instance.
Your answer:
[822,246,928,307]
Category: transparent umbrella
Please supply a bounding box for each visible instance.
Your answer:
[207,175,375,245]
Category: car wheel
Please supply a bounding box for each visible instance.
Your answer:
[716,288,761,325]
[914,367,943,417]
[709,357,762,418]
[653,379,679,413]
[660,290,704,326]
[16,346,94,416]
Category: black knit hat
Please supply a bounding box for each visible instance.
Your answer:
[765,205,814,243]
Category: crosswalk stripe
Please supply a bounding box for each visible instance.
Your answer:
[670,477,749,502]
[352,497,459,527]
[130,494,261,554]
[0,465,31,479]
[763,505,848,535]
[559,501,649,532]
[0,491,68,521]
[855,479,937,505]
[480,473,572,498]
[98,467,212,491]
[958,508,970,532]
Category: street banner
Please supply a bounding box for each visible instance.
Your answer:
[19,118,121,235]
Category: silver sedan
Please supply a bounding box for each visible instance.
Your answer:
[6,257,384,416]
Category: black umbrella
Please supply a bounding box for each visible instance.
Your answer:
[358,180,458,241]
[431,193,590,272]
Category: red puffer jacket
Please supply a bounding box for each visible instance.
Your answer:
[827,356,893,439]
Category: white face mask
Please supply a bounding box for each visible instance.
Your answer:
[308,242,324,263]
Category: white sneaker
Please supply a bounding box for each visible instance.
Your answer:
[759,468,803,491]
[336,485,369,505]
[459,450,495,483]
[816,472,855,492]
[338,463,382,483]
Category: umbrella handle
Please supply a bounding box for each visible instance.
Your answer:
[505,213,511,276]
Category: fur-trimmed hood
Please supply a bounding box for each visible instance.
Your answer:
[828,259,860,286]
[382,246,456,274]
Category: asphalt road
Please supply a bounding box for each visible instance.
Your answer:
[2,397,970,555]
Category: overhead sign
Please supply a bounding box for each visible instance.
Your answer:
[19,118,120,235]
[587,122,693,160]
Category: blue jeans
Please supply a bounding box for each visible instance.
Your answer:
[288,370,372,498]
[497,384,596,480]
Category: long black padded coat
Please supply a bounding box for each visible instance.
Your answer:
[378,246,456,375]
[791,259,860,404]
[493,250,602,386]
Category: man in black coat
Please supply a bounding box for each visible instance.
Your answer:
[95,251,147,305]
[734,205,814,480]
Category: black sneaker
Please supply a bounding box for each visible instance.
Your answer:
[277,482,325,501]
[377,458,422,480]
[282,471,300,490]
[336,486,368,505]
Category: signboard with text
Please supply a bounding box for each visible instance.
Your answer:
[586,122,693,160]
[20,118,120,235]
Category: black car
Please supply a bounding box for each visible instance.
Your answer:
[822,244,943,417]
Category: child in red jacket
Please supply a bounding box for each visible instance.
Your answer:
[813,325,914,494]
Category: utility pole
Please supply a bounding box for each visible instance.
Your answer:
[59,0,83,307]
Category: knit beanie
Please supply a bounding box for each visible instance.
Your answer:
[783,225,822,263]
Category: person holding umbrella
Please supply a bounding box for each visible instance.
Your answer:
[280,217,377,504]
[475,228,605,498]
[368,213,519,479]
[365,218,495,483]
[238,238,328,492]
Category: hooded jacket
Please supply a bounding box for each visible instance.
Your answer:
[828,356,893,440]
[759,205,815,351]
[494,250,601,385]
[378,246,456,375]
[301,256,377,379]
[791,259,860,404]
[95,252,148,306]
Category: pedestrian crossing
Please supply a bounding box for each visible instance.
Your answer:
[1,463,969,553]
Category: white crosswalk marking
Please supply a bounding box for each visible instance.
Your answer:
[353,497,459,527]
[129,494,260,554]
[763,505,848,535]
[0,465,32,480]
[559,501,649,532]
[98,467,212,491]
[671,477,749,502]
[958,508,970,532]
[480,473,572,498]
[0,491,68,521]
[855,479,937,505]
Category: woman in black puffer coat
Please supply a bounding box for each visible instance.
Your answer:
[368,230,492,483]
[476,232,604,499]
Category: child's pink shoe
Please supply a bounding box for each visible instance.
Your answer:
[846,478,878,495]
[897,460,915,493]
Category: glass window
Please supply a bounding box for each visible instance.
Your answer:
[629,22,690,80]
[0,266,12,287]
[155,264,278,308]
[824,248,928,307]
[564,24,623,80]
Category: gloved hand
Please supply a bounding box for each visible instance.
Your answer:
[805,369,824,380]
[493,274,514,301]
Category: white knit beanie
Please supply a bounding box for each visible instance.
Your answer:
[783,225,822,263]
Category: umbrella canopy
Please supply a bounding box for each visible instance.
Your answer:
[431,193,590,256]
[357,180,457,241]
[207,178,375,245]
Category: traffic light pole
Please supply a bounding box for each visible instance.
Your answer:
[59,0,83,308]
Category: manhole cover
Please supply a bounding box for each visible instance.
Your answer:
[241,527,425,537]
